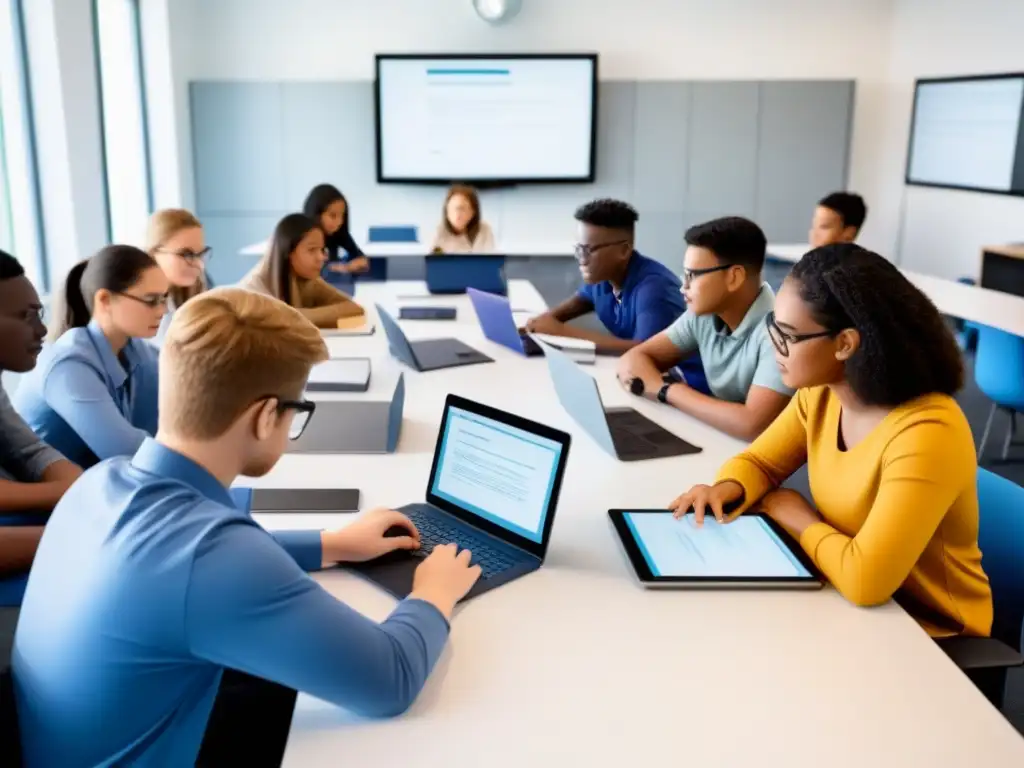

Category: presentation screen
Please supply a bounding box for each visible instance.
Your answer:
[375,54,598,184]
[906,73,1024,196]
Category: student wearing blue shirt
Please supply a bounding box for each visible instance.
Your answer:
[12,287,481,766]
[0,251,81,607]
[13,246,167,468]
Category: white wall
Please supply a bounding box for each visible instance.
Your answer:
[883,0,1024,280]
[168,0,896,249]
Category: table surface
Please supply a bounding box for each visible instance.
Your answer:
[249,279,1024,767]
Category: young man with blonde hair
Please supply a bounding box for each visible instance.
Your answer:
[12,288,481,766]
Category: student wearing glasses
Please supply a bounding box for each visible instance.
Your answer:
[617,217,792,441]
[146,208,210,344]
[524,200,703,384]
[241,213,365,328]
[13,246,167,469]
[0,251,82,607]
[13,288,481,766]
[668,244,991,639]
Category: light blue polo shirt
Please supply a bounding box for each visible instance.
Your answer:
[13,320,159,468]
[664,283,792,402]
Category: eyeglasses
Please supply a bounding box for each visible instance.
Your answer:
[681,263,735,288]
[156,246,212,264]
[765,311,835,357]
[116,292,170,309]
[276,398,317,440]
[573,240,629,263]
[0,306,45,325]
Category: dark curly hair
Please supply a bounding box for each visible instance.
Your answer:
[789,243,963,406]
[574,199,639,233]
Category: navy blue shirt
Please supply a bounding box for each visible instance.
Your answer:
[13,439,450,766]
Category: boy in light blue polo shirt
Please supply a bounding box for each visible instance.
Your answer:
[617,217,792,441]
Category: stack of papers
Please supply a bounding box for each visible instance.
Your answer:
[531,333,596,364]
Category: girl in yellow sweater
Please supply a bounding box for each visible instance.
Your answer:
[670,244,992,637]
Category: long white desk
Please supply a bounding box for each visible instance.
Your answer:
[239,239,575,258]
[249,279,1024,767]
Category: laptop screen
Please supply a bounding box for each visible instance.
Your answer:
[429,405,564,544]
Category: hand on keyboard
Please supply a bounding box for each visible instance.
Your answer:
[409,543,482,619]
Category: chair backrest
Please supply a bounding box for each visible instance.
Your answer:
[976,468,1024,650]
[974,325,1024,409]
[0,665,22,766]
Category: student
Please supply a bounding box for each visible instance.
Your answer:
[524,199,699,366]
[616,217,791,439]
[302,183,369,275]
[809,191,867,248]
[241,213,365,328]
[0,251,81,606]
[147,208,209,343]
[13,246,166,469]
[669,244,991,637]
[430,184,496,254]
[12,288,482,765]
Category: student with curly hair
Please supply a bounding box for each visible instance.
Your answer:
[668,244,992,638]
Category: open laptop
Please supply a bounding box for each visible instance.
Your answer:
[349,395,571,601]
[376,304,493,372]
[426,254,507,295]
[537,339,701,462]
[467,288,596,363]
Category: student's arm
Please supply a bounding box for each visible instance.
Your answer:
[770,419,975,608]
[0,461,81,514]
[0,526,45,575]
[187,524,450,718]
[618,316,693,384]
[524,294,594,336]
[44,359,150,461]
[299,280,365,326]
[475,223,496,254]
[339,230,369,273]
[715,390,810,512]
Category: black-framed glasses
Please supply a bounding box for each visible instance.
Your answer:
[275,398,317,440]
[573,240,629,263]
[156,246,212,264]
[681,263,735,288]
[765,311,835,357]
[116,292,170,309]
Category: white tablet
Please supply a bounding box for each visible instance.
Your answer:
[305,358,371,392]
[609,509,823,589]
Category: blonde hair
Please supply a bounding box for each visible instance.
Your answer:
[146,208,205,308]
[160,287,328,440]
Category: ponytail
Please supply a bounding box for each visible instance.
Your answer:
[49,260,92,341]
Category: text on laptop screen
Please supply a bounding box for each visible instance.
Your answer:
[431,406,563,543]
[623,513,810,578]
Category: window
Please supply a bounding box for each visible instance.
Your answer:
[94,0,151,243]
[0,0,46,288]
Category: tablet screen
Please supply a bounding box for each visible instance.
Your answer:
[623,512,811,578]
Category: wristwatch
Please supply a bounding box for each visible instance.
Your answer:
[657,382,673,403]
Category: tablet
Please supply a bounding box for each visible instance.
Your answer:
[608,509,823,589]
[306,358,371,392]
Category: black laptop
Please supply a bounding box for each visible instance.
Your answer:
[376,304,492,372]
[349,395,571,601]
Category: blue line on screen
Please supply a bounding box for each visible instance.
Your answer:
[426,68,511,76]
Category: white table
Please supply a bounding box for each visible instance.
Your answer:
[239,239,575,258]
[249,279,1024,767]
[766,242,809,263]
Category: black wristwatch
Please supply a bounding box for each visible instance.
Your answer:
[657,382,673,403]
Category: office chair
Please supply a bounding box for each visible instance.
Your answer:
[937,469,1024,708]
[0,665,22,766]
[974,324,1024,461]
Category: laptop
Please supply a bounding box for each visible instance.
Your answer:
[376,304,493,372]
[349,395,571,601]
[425,254,507,295]
[467,288,596,363]
[537,339,702,461]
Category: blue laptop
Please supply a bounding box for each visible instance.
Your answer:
[349,394,571,601]
[467,287,543,356]
[426,254,507,295]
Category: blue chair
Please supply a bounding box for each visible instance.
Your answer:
[938,469,1024,707]
[368,225,418,244]
[974,324,1024,460]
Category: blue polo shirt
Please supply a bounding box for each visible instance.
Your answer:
[13,439,450,766]
[13,320,159,468]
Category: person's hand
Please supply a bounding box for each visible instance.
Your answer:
[349,259,370,274]
[524,314,567,336]
[322,508,420,563]
[327,262,350,274]
[409,543,482,619]
[668,481,744,525]
[616,357,665,400]
[759,489,821,537]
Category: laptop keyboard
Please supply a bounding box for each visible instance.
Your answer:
[405,508,518,579]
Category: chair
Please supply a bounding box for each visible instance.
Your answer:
[954,277,979,352]
[938,469,1024,707]
[0,665,22,766]
[973,324,1024,460]
[367,225,418,244]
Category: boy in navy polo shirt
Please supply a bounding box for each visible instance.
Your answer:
[524,199,705,388]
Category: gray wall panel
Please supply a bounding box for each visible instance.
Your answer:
[202,214,280,286]
[755,81,855,242]
[191,83,286,214]
[632,82,689,212]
